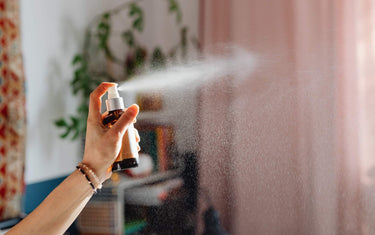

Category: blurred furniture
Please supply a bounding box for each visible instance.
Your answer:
[77,155,198,235]
[77,170,180,234]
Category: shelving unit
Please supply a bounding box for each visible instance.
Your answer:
[77,169,182,235]
[113,169,182,190]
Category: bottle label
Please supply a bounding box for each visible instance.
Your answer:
[117,124,139,161]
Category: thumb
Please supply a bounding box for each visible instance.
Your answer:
[109,104,139,136]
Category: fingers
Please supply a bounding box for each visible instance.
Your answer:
[135,128,141,151]
[135,128,140,142]
[109,104,139,136]
[101,111,109,120]
[89,82,116,122]
[137,143,141,151]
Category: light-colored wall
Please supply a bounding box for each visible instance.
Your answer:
[21,0,199,184]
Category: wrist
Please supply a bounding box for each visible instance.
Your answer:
[77,163,103,192]
[81,160,109,184]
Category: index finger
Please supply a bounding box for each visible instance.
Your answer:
[88,82,116,122]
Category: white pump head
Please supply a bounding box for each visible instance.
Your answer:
[108,84,120,99]
[106,84,125,111]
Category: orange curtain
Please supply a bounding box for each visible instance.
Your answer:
[198,0,372,234]
[0,0,26,220]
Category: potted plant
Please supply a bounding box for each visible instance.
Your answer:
[55,0,200,140]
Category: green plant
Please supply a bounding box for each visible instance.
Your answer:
[55,0,200,140]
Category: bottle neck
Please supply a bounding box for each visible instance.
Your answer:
[106,97,125,111]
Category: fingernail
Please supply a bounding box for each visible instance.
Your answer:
[126,104,139,116]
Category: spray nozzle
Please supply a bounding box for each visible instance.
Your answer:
[108,84,120,99]
[106,83,124,111]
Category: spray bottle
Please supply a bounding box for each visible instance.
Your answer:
[102,84,139,171]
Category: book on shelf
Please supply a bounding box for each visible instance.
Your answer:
[124,219,147,235]
[135,123,176,172]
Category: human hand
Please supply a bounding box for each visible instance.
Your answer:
[82,82,140,184]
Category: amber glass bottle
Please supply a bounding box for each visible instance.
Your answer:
[103,85,139,172]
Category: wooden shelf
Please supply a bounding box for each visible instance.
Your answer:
[107,169,181,190]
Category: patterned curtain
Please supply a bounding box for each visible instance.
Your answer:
[0,0,26,220]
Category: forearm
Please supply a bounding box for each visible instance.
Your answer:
[5,84,139,235]
[7,170,94,235]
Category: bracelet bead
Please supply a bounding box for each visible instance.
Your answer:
[78,163,103,191]
[76,166,97,193]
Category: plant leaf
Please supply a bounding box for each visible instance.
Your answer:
[70,116,79,129]
[122,30,135,48]
[133,18,143,32]
[71,129,80,140]
[103,12,110,19]
[72,55,83,65]
[135,47,147,69]
[60,127,71,139]
[151,47,166,68]
[55,118,67,127]
[129,3,144,32]
[129,3,140,16]
[168,0,182,23]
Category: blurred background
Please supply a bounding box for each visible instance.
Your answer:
[1,0,375,234]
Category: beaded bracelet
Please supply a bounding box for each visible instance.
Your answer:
[76,166,97,193]
[79,163,103,190]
